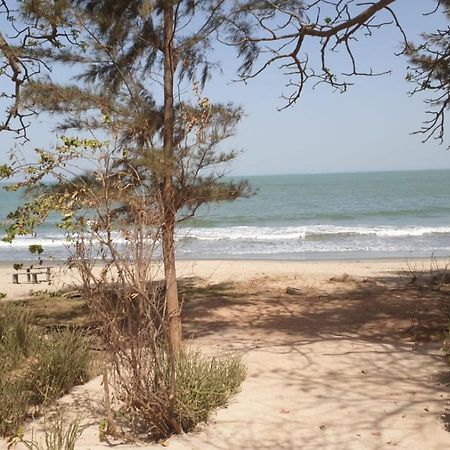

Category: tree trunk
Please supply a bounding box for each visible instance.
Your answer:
[162,2,182,353]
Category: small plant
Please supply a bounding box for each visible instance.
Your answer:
[28,289,64,298]
[0,292,6,299]
[401,255,450,290]
[29,244,44,265]
[13,263,23,271]
[443,322,450,361]
[174,349,246,432]
[7,414,86,450]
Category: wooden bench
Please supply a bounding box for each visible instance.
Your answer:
[12,266,53,284]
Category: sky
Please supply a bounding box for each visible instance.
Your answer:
[1,0,449,177]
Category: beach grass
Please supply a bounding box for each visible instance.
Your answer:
[0,304,92,436]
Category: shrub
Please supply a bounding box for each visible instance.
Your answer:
[115,346,246,439]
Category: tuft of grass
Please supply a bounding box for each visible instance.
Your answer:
[8,414,85,450]
[0,307,36,370]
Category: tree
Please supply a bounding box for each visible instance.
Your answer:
[407,0,450,146]
[8,0,256,354]
[3,126,247,437]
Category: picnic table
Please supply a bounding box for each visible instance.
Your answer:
[12,266,53,284]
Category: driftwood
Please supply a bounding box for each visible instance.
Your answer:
[63,290,83,299]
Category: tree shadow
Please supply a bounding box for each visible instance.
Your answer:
[178,270,450,447]
[181,272,448,347]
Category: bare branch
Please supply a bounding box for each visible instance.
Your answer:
[223,0,403,108]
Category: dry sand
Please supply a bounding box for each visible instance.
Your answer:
[1,258,450,449]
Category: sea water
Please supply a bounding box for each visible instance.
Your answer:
[1,169,450,261]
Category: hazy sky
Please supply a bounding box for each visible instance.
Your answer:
[1,0,449,176]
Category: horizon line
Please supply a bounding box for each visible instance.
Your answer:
[231,167,450,177]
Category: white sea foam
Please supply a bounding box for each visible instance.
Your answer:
[1,224,450,261]
[178,225,450,241]
[4,225,450,247]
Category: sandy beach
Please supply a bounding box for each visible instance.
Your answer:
[0,257,443,299]
[1,257,450,449]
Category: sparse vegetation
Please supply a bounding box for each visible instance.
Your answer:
[0,305,91,436]
[402,257,450,291]
[401,257,450,352]
[8,414,86,450]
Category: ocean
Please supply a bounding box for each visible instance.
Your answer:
[1,169,450,261]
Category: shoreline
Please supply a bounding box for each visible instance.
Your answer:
[0,254,447,266]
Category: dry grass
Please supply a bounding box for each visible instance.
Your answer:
[9,291,91,328]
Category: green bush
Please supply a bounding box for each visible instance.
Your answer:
[174,350,246,432]
[0,305,91,436]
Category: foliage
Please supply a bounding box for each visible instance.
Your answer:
[28,289,64,298]
[29,244,45,265]
[29,245,44,255]
[174,349,246,432]
[0,376,31,438]
[0,305,91,436]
